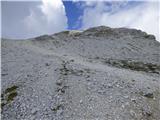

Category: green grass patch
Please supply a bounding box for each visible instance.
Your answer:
[7,92,18,102]
[1,85,18,110]
[51,104,62,112]
[5,85,18,94]
[104,59,160,74]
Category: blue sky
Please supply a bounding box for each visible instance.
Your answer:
[63,1,83,29]
[1,0,160,41]
[63,1,145,30]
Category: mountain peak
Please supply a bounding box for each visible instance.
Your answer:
[52,26,156,40]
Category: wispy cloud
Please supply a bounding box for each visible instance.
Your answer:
[2,0,159,41]
[78,1,159,41]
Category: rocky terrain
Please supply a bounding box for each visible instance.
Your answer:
[1,26,160,120]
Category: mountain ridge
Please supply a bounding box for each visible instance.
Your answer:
[1,26,160,120]
[2,26,158,41]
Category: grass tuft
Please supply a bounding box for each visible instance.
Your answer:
[7,92,18,102]
[5,85,18,94]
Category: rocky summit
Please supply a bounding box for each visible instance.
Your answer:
[1,26,160,120]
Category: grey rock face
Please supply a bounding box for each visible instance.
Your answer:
[1,26,160,120]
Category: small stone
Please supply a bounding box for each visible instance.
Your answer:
[45,63,50,66]
[144,93,154,98]
[1,73,8,76]
[80,100,83,104]
[116,84,120,87]
[130,110,136,117]
[21,103,25,107]
[31,108,38,114]
[89,106,93,110]
[70,59,74,62]
[45,73,48,77]
[110,96,113,99]
[98,90,104,94]
[131,79,135,82]
[108,84,113,88]
[125,102,129,106]
[131,98,136,103]
[48,96,52,99]
[86,75,90,78]
[35,95,38,98]
[121,104,125,108]
[124,96,129,99]
[29,116,35,120]
[87,82,91,86]
[145,111,152,117]
[56,80,62,86]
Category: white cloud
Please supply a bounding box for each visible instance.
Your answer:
[24,0,68,37]
[79,1,160,41]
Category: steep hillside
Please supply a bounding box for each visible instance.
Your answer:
[1,26,160,120]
